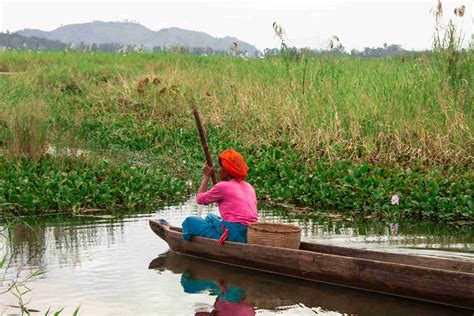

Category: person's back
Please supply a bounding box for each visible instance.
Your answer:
[196,179,258,225]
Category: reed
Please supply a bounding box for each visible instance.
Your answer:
[2,49,472,161]
[0,50,472,165]
[0,101,49,160]
[0,50,471,219]
[1,218,81,315]
[432,0,472,106]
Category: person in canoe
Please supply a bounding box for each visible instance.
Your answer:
[182,149,258,244]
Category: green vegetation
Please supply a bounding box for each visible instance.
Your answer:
[0,50,472,221]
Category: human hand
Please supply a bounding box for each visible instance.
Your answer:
[203,163,214,177]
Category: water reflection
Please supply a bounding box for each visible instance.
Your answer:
[3,217,126,271]
[2,199,473,276]
[149,251,469,315]
[0,199,473,315]
[150,253,255,316]
[181,273,254,316]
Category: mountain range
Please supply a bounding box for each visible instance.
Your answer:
[16,21,258,55]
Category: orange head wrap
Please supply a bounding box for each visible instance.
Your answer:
[219,149,249,181]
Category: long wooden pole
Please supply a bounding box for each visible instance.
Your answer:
[192,108,217,185]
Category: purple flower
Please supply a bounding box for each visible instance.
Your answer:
[391,195,399,205]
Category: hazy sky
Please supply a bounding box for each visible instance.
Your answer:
[1,0,472,50]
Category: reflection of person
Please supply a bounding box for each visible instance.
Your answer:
[182,149,258,244]
[181,272,255,316]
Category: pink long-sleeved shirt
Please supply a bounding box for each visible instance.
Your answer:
[196,180,258,225]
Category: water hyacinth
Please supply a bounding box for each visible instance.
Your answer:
[0,50,472,221]
[391,195,399,205]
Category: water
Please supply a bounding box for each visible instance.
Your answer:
[1,198,473,315]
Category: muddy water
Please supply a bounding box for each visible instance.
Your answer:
[1,198,473,315]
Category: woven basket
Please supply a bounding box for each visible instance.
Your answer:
[247,222,301,249]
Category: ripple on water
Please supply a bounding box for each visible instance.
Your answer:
[0,198,472,315]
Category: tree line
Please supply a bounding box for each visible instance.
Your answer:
[1,32,414,58]
[264,43,416,58]
[0,32,256,56]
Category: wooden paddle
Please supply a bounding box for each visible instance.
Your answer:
[192,108,217,185]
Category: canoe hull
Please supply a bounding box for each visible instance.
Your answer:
[149,219,474,309]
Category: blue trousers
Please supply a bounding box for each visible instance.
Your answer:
[180,273,245,303]
[182,214,248,243]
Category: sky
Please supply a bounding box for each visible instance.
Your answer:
[0,0,472,51]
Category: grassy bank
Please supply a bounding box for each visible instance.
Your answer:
[0,51,472,221]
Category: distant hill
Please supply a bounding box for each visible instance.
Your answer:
[0,32,67,51]
[17,21,258,55]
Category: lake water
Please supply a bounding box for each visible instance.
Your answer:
[1,198,473,315]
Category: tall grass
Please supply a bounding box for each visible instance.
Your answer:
[2,101,49,159]
[0,50,472,219]
[432,1,472,110]
[0,51,472,165]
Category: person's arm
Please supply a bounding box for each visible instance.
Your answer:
[198,163,214,194]
[196,163,224,205]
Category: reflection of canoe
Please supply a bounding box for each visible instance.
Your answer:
[149,219,474,310]
[149,251,467,315]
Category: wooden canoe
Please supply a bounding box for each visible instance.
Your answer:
[149,219,474,310]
